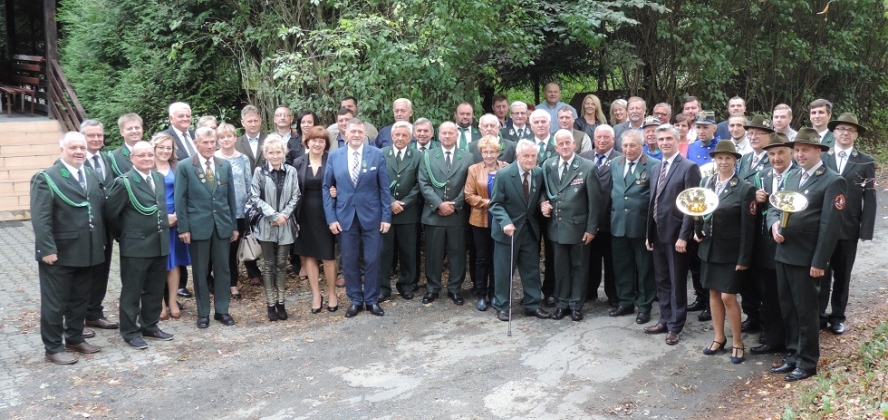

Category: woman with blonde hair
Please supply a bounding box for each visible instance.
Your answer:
[609,99,628,126]
[464,135,508,311]
[575,94,608,138]
[249,134,301,321]
[151,132,189,319]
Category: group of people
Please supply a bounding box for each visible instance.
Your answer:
[33,84,876,385]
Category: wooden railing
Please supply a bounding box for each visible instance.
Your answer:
[47,59,86,132]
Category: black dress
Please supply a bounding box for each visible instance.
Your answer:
[293,160,335,260]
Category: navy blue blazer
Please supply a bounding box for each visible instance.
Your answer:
[322,145,392,231]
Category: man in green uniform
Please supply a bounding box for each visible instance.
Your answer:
[380,121,423,300]
[489,139,550,321]
[175,127,240,329]
[418,121,472,305]
[105,141,173,349]
[541,130,601,321]
[30,132,105,365]
[767,128,846,381]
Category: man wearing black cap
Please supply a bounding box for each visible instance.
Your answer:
[818,113,876,335]
[767,127,845,381]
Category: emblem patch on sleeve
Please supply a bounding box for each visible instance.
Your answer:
[834,194,846,210]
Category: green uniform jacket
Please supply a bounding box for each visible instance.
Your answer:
[766,164,846,269]
[541,155,602,244]
[85,152,116,194]
[382,146,422,225]
[105,170,170,258]
[737,151,770,185]
[499,126,534,143]
[418,147,471,227]
[820,131,835,150]
[822,148,876,240]
[107,145,133,177]
[753,165,798,269]
[610,155,659,239]
[410,140,440,151]
[696,174,756,266]
[174,156,238,240]
[489,162,545,244]
[30,161,106,266]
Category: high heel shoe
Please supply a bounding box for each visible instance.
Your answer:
[731,346,746,364]
[703,339,727,355]
[327,295,339,313]
[311,296,323,314]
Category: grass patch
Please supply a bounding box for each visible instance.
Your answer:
[782,322,888,419]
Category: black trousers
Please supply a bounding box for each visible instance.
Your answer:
[86,237,113,320]
[775,262,821,372]
[755,265,786,347]
[381,223,419,297]
[587,233,615,302]
[471,226,496,299]
[738,268,761,324]
[39,263,94,353]
[119,256,167,340]
[687,241,706,306]
[819,239,858,324]
[650,226,690,333]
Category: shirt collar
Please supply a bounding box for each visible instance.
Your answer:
[440,145,456,154]
[559,155,574,167]
[86,151,102,160]
[818,128,830,140]
[348,144,364,155]
[802,161,824,177]
[198,154,213,168]
[135,169,151,180]
[394,146,408,155]
[834,145,852,156]
[61,160,83,176]
[596,149,613,158]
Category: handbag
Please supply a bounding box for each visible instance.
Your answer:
[237,230,262,262]
[246,166,268,229]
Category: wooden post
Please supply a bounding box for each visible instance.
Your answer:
[43,0,57,118]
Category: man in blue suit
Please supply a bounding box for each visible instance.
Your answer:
[323,118,393,318]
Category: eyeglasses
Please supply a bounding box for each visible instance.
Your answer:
[834,127,857,134]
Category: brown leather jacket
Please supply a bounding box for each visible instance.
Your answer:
[465,161,508,228]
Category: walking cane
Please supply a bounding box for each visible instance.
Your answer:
[508,233,515,337]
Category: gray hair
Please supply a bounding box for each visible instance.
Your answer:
[262,133,287,155]
[194,126,216,140]
[168,101,191,116]
[515,139,538,156]
[414,118,433,129]
[478,113,499,126]
[529,109,551,123]
[554,129,574,143]
[79,119,104,133]
[655,123,680,139]
[621,129,643,146]
[394,98,413,110]
[594,124,615,137]
[59,131,86,148]
[510,101,528,112]
[392,120,414,135]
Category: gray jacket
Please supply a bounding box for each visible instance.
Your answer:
[249,163,301,245]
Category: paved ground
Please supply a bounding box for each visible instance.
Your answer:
[1,189,885,419]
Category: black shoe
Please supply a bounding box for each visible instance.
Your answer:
[400,290,415,300]
[276,303,288,320]
[345,303,362,318]
[421,292,439,304]
[759,335,768,344]
[544,296,557,307]
[267,305,279,322]
[525,308,551,319]
[750,344,785,355]
[447,291,464,305]
[730,346,746,364]
[635,312,651,324]
[770,362,795,374]
[311,297,323,314]
[570,310,583,322]
[142,329,173,341]
[686,298,706,312]
[196,316,209,329]
[125,337,148,349]
[830,322,846,335]
[214,313,236,326]
[476,297,488,312]
[177,288,193,298]
[703,339,727,355]
[551,308,570,320]
[785,368,816,382]
[609,306,634,317]
[496,310,509,322]
[741,319,761,332]
[608,300,619,308]
[368,303,385,316]
[378,295,391,303]
[698,308,712,322]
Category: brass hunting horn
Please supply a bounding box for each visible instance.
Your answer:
[676,187,720,239]
[769,190,809,228]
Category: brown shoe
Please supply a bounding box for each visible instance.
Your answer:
[665,331,680,345]
[335,275,346,288]
[82,328,96,338]
[45,351,78,365]
[86,318,119,329]
[65,341,102,354]
[249,277,262,286]
[644,323,667,334]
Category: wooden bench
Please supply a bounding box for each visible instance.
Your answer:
[0,55,44,118]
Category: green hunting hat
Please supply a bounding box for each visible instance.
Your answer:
[744,115,775,133]
[762,132,791,150]
[786,127,829,152]
[827,112,868,135]
[708,140,742,159]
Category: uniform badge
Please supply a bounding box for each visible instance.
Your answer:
[815,167,825,175]
[749,201,757,216]
[835,194,846,210]
[730,179,738,187]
